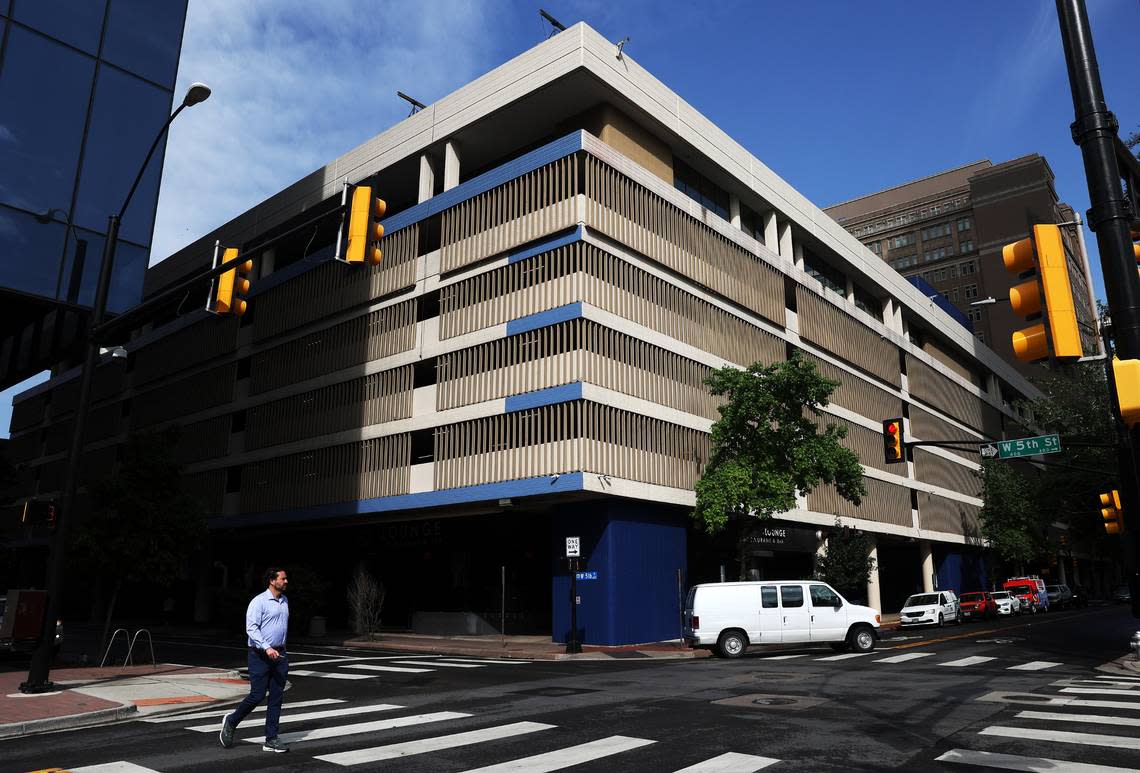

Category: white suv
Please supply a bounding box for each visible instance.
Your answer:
[900,590,960,627]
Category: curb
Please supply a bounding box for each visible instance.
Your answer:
[338,638,708,661]
[0,704,138,740]
[1096,653,1140,677]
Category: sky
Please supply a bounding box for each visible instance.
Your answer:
[3,0,1138,436]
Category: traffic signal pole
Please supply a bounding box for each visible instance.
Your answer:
[1055,0,1140,616]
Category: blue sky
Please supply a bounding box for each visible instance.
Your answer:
[3,0,1138,436]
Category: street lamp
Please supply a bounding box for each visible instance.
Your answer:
[21,82,212,693]
[970,297,1001,307]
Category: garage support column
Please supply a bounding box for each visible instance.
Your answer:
[444,141,461,191]
[866,536,882,612]
[920,540,935,593]
[729,195,741,230]
[418,154,436,203]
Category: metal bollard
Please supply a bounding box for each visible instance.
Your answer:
[1131,631,1140,661]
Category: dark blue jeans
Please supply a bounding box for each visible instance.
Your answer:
[229,650,288,739]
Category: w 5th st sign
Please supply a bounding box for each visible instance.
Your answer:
[979,434,1062,460]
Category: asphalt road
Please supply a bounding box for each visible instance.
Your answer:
[3,604,1138,772]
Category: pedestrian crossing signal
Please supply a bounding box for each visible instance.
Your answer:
[882,418,904,464]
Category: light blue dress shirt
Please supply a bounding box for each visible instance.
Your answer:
[245,589,289,650]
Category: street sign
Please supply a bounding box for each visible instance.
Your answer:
[575,571,598,581]
[980,443,999,460]
[996,434,1061,459]
[565,536,580,558]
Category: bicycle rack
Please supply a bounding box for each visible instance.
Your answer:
[99,628,130,667]
[124,628,156,668]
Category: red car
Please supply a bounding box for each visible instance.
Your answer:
[958,592,996,621]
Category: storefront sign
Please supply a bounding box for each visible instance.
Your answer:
[741,525,819,554]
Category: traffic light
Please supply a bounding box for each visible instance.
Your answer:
[1002,223,1082,361]
[1100,490,1123,535]
[21,500,57,530]
[882,418,904,464]
[213,247,253,316]
[344,185,385,266]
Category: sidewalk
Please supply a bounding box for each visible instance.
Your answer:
[0,664,247,740]
[338,633,711,660]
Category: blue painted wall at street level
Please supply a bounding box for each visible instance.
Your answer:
[551,500,688,646]
[935,546,989,593]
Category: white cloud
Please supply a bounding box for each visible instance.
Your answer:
[150,0,504,264]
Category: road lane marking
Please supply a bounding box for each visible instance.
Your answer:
[142,698,344,722]
[887,607,1112,650]
[939,656,997,667]
[437,658,532,665]
[288,655,442,666]
[289,670,378,680]
[1007,661,1062,671]
[673,751,783,771]
[314,721,557,765]
[457,735,656,772]
[873,652,935,664]
[72,764,164,773]
[187,703,402,731]
[1070,697,1140,711]
[980,725,1140,749]
[1062,687,1140,696]
[340,664,434,673]
[757,654,807,660]
[245,711,471,744]
[1016,710,1140,727]
[936,748,1136,772]
[814,653,873,661]
[1096,674,1140,682]
[393,660,485,668]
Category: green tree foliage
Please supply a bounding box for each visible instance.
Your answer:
[815,518,876,599]
[979,460,1045,568]
[694,352,866,534]
[1127,126,1139,161]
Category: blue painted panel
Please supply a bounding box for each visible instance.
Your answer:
[211,471,584,529]
[552,501,687,646]
[507,226,583,264]
[504,382,582,413]
[506,303,583,336]
[934,547,988,594]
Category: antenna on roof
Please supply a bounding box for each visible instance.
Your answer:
[539,9,566,37]
[396,91,427,117]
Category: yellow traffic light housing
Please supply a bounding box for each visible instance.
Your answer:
[1002,224,1083,361]
[213,247,253,316]
[882,418,904,464]
[345,185,386,266]
[1100,489,1123,535]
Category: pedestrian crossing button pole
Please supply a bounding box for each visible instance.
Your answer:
[566,536,582,654]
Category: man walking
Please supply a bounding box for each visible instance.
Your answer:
[220,567,290,753]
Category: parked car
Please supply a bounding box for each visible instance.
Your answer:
[1004,576,1048,613]
[1046,584,1074,610]
[900,591,961,627]
[1113,584,1133,604]
[682,580,882,658]
[958,592,997,621]
[0,590,62,656]
[1068,584,1089,608]
[988,590,1020,616]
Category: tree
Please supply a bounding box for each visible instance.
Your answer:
[815,518,876,600]
[72,428,207,650]
[978,460,1045,570]
[347,566,386,640]
[694,352,866,538]
[1126,125,1139,161]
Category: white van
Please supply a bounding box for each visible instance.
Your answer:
[682,580,881,658]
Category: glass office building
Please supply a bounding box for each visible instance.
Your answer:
[0,0,188,388]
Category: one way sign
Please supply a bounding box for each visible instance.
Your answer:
[979,443,999,460]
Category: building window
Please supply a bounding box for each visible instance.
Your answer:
[964,284,978,300]
[961,260,976,275]
[892,233,917,249]
[922,247,948,262]
[968,309,982,322]
[959,239,974,254]
[950,287,960,302]
[958,217,972,232]
[854,286,881,317]
[974,330,985,343]
[804,251,846,296]
[674,158,729,221]
[949,264,959,279]
[740,205,766,245]
[921,224,952,240]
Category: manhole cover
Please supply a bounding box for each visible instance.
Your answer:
[977,691,1063,706]
[712,693,828,711]
[752,697,796,706]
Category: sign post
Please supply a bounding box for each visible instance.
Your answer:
[565,537,582,654]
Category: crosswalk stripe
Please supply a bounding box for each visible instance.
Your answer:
[288,655,442,666]
[1096,674,1140,681]
[437,658,532,665]
[142,698,344,723]
[672,751,782,772]
[980,725,1140,750]
[1007,661,1062,671]
[393,660,485,668]
[457,735,656,772]
[936,748,1137,772]
[939,656,996,667]
[289,669,378,680]
[758,654,807,660]
[340,663,434,673]
[815,653,872,661]
[1016,710,1140,727]
[186,703,402,732]
[245,711,471,745]
[1069,697,1140,711]
[1062,687,1140,696]
[873,652,935,664]
[72,764,163,773]
[314,721,557,765]
[1067,679,1140,687]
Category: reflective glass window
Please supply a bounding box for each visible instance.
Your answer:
[74,66,172,245]
[62,227,147,312]
[0,26,94,214]
[810,585,840,607]
[102,0,186,88]
[780,585,804,608]
[13,0,107,54]
[761,586,778,608]
[0,206,67,298]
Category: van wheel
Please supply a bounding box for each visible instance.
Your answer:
[848,625,876,653]
[716,630,747,659]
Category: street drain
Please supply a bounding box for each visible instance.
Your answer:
[712,693,828,711]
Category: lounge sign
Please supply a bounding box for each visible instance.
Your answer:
[741,525,818,554]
